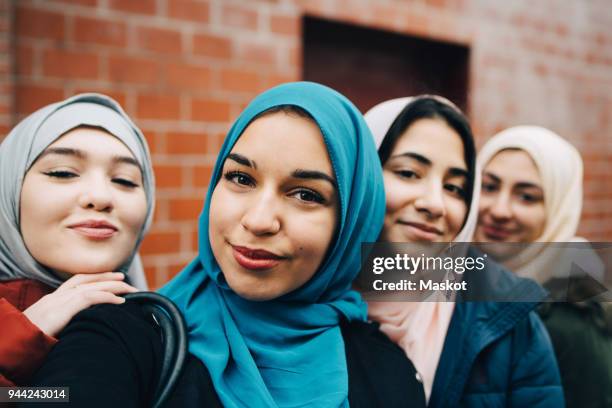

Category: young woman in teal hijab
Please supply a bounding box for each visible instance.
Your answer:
[158,81,384,407]
[29,82,426,407]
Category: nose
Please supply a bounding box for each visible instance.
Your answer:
[240,189,281,236]
[414,179,445,219]
[488,190,512,221]
[77,173,114,212]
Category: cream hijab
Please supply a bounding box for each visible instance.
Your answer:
[364,96,481,402]
[478,126,588,283]
[0,93,155,289]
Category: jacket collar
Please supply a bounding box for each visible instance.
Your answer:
[428,247,546,408]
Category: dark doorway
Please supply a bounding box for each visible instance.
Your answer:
[302,16,470,114]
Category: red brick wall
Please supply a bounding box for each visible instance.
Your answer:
[0,0,13,136]
[3,0,611,288]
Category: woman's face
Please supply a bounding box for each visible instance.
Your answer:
[20,127,147,277]
[209,111,338,301]
[475,149,546,255]
[381,118,468,243]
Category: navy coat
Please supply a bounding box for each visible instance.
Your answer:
[429,248,565,408]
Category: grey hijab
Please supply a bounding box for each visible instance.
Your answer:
[0,93,155,289]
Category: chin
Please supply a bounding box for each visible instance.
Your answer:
[225,274,282,301]
[53,258,123,276]
[475,242,520,263]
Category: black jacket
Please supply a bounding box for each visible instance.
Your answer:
[26,300,425,407]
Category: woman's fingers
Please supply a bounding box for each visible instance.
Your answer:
[56,272,125,292]
[72,280,138,295]
[69,290,126,312]
[24,275,137,337]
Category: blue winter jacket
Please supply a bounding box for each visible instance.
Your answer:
[428,248,565,408]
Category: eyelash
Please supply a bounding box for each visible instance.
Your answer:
[43,171,139,188]
[43,170,77,179]
[291,189,325,204]
[519,194,541,203]
[394,170,418,179]
[223,171,326,205]
[444,184,467,199]
[481,182,498,193]
[224,171,255,187]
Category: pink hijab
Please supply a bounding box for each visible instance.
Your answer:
[364,97,480,402]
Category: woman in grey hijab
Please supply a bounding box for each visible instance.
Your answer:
[0,93,155,386]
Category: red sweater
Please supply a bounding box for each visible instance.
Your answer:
[0,279,57,386]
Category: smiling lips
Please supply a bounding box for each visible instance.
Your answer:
[232,245,286,270]
[397,220,443,241]
[481,224,514,241]
[68,220,118,240]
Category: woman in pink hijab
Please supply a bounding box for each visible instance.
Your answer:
[362,96,563,407]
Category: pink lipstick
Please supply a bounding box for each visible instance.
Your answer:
[232,246,285,271]
[69,220,118,240]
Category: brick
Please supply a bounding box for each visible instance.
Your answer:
[136,26,182,54]
[372,4,398,26]
[165,62,211,90]
[166,131,208,155]
[191,98,231,122]
[168,261,188,279]
[191,229,199,251]
[143,264,158,288]
[73,16,127,47]
[220,68,261,93]
[108,0,156,15]
[0,39,9,54]
[287,45,301,68]
[72,88,127,109]
[270,14,300,36]
[50,0,98,6]
[168,0,210,23]
[15,44,34,76]
[15,6,65,41]
[15,84,64,115]
[193,165,213,187]
[169,198,202,220]
[401,10,430,36]
[108,55,160,85]
[264,73,299,88]
[425,0,446,8]
[221,4,258,30]
[140,129,161,154]
[193,33,232,59]
[140,230,181,254]
[0,125,11,139]
[42,49,99,79]
[153,164,183,188]
[136,93,181,120]
[238,41,276,66]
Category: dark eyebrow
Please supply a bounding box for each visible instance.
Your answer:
[389,152,431,166]
[448,167,469,178]
[515,182,543,191]
[483,171,501,183]
[38,147,86,160]
[292,169,336,188]
[484,172,541,190]
[227,153,256,169]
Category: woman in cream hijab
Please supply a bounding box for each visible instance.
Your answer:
[476,126,611,408]
[364,97,562,407]
[0,93,154,386]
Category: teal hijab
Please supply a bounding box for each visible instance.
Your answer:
[160,82,384,407]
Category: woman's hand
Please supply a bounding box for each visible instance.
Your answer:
[23,272,138,337]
